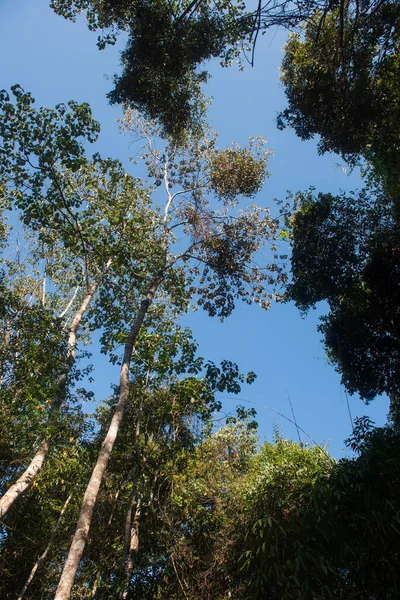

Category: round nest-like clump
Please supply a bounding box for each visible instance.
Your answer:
[208,148,267,201]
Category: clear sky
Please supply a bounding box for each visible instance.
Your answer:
[0,0,389,457]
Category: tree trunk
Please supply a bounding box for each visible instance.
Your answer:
[119,478,145,600]
[0,273,106,519]
[389,391,400,427]
[119,473,158,600]
[118,393,144,600]
[54,276,163,600]
[17,492,73,600]
[0,441,49,519]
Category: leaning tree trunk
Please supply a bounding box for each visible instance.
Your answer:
[54,276,163,600]
[0,269,109,519]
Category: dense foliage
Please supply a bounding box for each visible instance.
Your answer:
[0,0,399,597]
[239,421,400,599]
[51,0,254,137]
[278,0,400,200]
[286,185,400,421]
[0,85,280,598]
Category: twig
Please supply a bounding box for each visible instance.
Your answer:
[171,554,189,600]
[219,395,330,458]
[287,391,303,446]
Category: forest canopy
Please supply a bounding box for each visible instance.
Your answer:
[0,0,399,598]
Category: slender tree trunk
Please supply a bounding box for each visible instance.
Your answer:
[119,478,145,600]
[0,268,109,518]
[119,483,142,600]
[0,441,50,519]
[118,392,144,599]
[122,493,143,600]
[389,391,400,427]
[17,492,73,600]
[54,276,163,600]
[119,473,158,600]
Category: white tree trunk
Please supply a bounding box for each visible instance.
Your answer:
[54,278,162,600]
[0,441,49,518]
[0,269,108,518]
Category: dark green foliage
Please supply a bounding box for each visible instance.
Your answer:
[278,0,400,413]
[287,187,400,413]
[278,0,400,186]
[52,0,252,138]
[0,85,99,178]
[107,1,244,138]
[94,423,398,600]
[0,85,100,234]
[288,189,391,311]
[240,422,400,599]
[320,235,400,403]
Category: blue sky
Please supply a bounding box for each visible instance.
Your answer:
[0,0,389,457]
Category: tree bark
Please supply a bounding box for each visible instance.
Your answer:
[0,270,108,519]
[17,492,73,600]
[0,440,49,519]
[120,473,159,600]
[389,391,400,427]
[54,275,163,600]
[119,482,144,600]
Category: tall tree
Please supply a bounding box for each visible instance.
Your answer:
[0,87,157,516]
[54,105,283,599]
[0,88,281,597]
